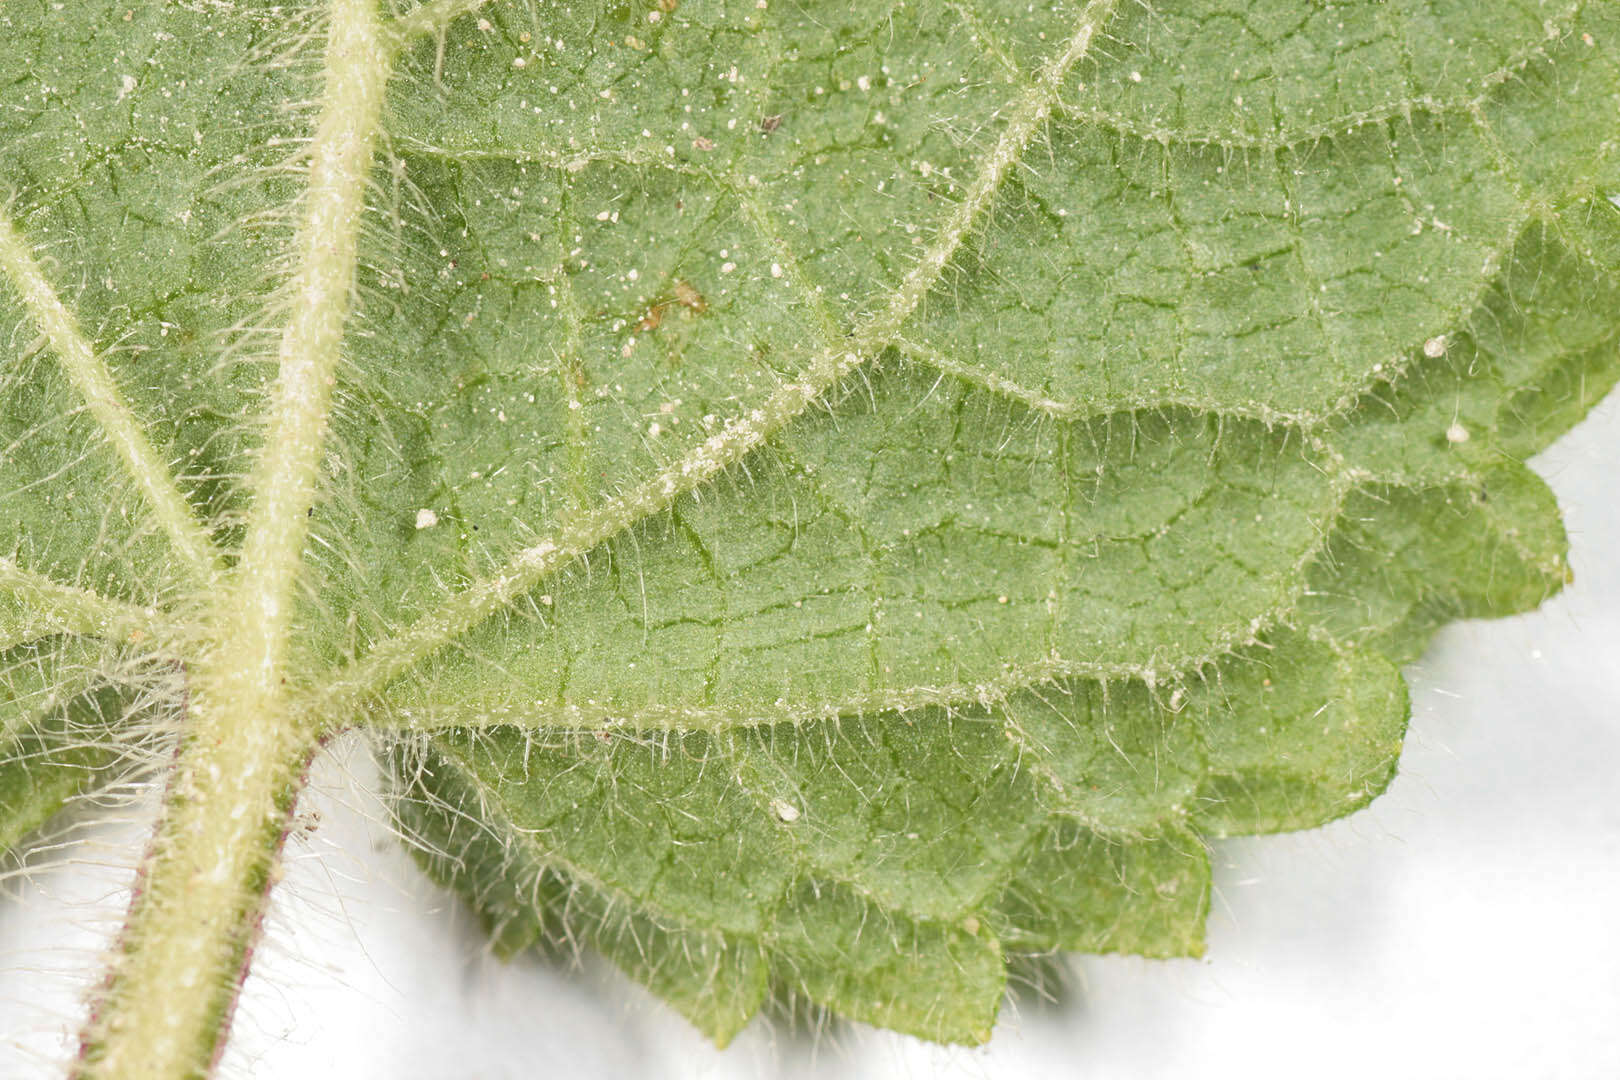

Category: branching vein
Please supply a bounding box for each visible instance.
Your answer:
[0,558,171,652]
[303,0,1125,726]
[386,0,492,48]
[0,213,222,586]
[75,2,400,1075]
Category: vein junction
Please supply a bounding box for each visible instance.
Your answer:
[74,2,408,1075]
[300,0,1126,723]
[0,0,1596,1067]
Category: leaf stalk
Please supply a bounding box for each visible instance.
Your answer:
[72,0,394,1074]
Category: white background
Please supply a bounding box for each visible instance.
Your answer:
[2,394,1617,1079]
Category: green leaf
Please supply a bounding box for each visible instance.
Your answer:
[0,640,137,855]
[1,0,1617,1063]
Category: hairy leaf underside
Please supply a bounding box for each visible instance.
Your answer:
[2,0,1618,1050]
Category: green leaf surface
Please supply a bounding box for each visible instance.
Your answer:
[1,0,1617,1058]
[0,638,147,855]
